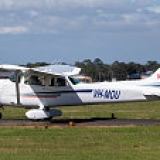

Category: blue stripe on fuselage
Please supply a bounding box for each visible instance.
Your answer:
[34,89,93,95]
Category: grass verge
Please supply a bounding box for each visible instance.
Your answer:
[0,101,159,160]
[0,127,159,160]
[2,101,160,120]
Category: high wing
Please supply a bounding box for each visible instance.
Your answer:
[0,64,81,76]
[36,65,81,76]
[0,64,29,72]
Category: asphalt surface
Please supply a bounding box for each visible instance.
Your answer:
[0,118,159,127]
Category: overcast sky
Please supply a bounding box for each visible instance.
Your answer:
[0,0,160,65]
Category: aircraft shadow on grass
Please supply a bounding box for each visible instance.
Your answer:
[50,116,117,124]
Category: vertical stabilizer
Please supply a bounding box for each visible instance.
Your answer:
[144,68,160,82]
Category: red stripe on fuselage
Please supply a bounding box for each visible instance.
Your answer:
[23,95,58,99]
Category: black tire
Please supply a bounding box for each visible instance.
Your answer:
[0,113,2,119]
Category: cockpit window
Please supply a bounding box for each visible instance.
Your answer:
[68,76,81,85]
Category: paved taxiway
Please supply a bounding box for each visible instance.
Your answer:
[0,118,159,127]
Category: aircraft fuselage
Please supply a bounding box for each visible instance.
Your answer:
[0,78,151,108]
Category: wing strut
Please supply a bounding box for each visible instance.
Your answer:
[15,70,21,105]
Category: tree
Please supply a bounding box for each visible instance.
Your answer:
[75,59,160,81]
[146,61,160,71]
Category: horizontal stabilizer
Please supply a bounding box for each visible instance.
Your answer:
[144,95,160,100]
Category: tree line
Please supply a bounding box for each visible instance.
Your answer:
[75,59,160,81]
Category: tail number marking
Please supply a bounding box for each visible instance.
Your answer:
[93,89,121,100]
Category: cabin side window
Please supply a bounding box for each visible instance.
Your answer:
[49,77,67,87]
[24,75,45,86]
[50,78,55,86]
[24,73,67,87]
[57,78,66,86]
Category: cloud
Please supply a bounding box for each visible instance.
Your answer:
[0,0,160,34]
[146,6,160,13]
[0,0,151,11]
[0,26,28,34]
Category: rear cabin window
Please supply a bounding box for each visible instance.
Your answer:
[57,78,66,86]
[50,77,66,87]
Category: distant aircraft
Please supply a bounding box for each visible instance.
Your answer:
[0,64,160,120]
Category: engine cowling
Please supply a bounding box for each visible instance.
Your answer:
[25,109,62,120]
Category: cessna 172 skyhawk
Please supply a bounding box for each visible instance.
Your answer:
[0,64,160,120]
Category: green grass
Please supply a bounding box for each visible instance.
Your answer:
[0,101,160,160]
[0,127,159,160]
[2,101,160,119]
[60,101,160,119]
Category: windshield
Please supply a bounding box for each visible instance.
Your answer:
[68,76,81,85]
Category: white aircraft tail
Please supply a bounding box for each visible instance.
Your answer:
[140,68,160,99]
[144,68,160,82]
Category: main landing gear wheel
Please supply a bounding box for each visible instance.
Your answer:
[0,112,2,119]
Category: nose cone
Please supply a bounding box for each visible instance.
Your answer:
[25,110,35,119]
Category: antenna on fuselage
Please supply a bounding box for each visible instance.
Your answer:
[51,59,62,65]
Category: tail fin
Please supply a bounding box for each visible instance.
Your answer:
[142,68,160,99]
[144,68,160,82]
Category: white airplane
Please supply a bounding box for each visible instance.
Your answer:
[0,64,160,120]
